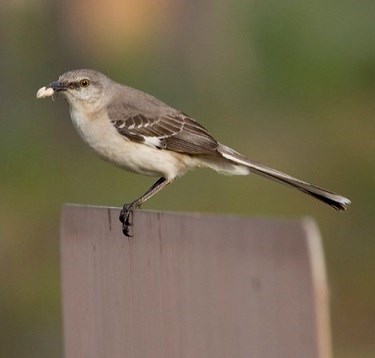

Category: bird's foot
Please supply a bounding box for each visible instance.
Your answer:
[119,202,140,237]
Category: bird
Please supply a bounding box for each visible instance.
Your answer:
[36,69,351,236]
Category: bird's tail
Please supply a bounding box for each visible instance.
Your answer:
[217,144,351,210]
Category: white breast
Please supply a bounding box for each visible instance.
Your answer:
[69,107,194,179]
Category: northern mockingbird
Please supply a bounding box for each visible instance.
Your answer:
[37,69,351,236]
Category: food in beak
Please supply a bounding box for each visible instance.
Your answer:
[36,86,55,99]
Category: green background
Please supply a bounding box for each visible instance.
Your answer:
[1,1,374,357]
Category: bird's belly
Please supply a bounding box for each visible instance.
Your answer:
[70,109,192,178]
[93,135,185,178]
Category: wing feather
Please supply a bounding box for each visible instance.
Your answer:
[108,103,218,155]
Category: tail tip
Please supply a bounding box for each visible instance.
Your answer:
[334,197,351,211]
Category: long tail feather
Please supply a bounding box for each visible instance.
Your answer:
[218,144,351,210]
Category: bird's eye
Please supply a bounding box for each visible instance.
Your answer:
[80,79,90,87]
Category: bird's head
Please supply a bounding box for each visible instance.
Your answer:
[47,69,111,108]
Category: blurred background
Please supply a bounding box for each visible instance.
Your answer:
[1,0,374,357]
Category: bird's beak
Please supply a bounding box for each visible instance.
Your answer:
[48,81,68,92]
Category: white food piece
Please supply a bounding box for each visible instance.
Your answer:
[36,86,54,99]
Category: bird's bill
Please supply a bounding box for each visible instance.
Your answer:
[36,81,67,99]
[48,81,68,92]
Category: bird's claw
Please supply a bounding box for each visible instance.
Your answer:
[119,202,140,237]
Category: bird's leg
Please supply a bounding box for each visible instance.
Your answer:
[119,177,171,236]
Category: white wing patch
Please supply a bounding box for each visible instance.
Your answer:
[143,136,162,148]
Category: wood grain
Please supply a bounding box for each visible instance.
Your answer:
[60,205,331,358]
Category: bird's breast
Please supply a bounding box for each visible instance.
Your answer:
[68,107,193,178]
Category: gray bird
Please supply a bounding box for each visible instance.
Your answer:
[37,69,351,236]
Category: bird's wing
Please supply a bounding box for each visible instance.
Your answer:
[108,105,218,155]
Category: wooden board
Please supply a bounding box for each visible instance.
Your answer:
[60,204,331,358]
